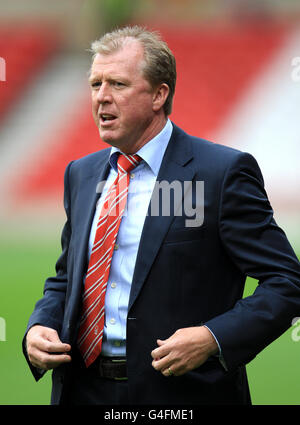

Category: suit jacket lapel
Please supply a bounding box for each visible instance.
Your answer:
[128,125,196,311]
[73,151,111,290]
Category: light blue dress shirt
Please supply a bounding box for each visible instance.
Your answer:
[88,119,173,356]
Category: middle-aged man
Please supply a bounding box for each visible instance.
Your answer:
[23,26,300,405]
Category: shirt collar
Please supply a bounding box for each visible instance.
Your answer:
[109,119,173,176]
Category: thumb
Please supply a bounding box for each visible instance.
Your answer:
[42,327,71,351]
[39,326,60,341]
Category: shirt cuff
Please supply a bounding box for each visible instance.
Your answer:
[203,325,228,371]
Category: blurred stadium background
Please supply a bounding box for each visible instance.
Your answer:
[0,0,299,405]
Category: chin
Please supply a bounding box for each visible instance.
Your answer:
[99,131,121,149]
[99,128,114,144]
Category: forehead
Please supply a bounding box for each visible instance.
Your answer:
[90,39,145,77]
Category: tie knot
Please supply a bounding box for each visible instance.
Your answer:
[117,154,142,174]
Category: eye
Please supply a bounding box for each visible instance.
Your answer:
[90,81,101,89]
[113,81,125,88]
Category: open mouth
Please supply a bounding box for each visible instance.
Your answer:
[100,113,117,123]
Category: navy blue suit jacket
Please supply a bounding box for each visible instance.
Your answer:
[23,123,300,404]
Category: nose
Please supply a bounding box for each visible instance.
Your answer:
[96,82,112,104]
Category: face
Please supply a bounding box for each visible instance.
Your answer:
[89,40,168,153]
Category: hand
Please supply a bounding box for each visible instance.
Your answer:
[26,325,72,371]
[151,326,218,377]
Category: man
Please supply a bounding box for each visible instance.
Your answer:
[24,26,300,405]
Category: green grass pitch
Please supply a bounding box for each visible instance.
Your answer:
[0,235,299,405]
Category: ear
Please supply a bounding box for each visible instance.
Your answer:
[152,83,170,112]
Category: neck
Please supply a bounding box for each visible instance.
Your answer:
[120,115,168,154]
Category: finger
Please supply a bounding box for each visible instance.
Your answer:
[162,366,175,377]
[29,327,71,354]
[153,339,167,358]
[42,352,72,369]
[45,342,71,354]
[32,353,71,370]
[151,341,170,360]
[152,353,173,372]
[33,337,71,354]
[41,328,71,351]
[29,348,72,370]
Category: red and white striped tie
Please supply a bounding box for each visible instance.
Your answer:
[77,153,142,367]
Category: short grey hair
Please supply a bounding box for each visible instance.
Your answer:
[90,25,177,116]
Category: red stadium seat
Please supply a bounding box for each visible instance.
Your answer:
[0,24,61,123]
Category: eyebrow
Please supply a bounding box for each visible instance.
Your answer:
[88,76,100,85]
[89,74,130,85]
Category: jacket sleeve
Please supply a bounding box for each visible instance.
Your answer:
[205,152,300,371]
[22,161,73,381]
